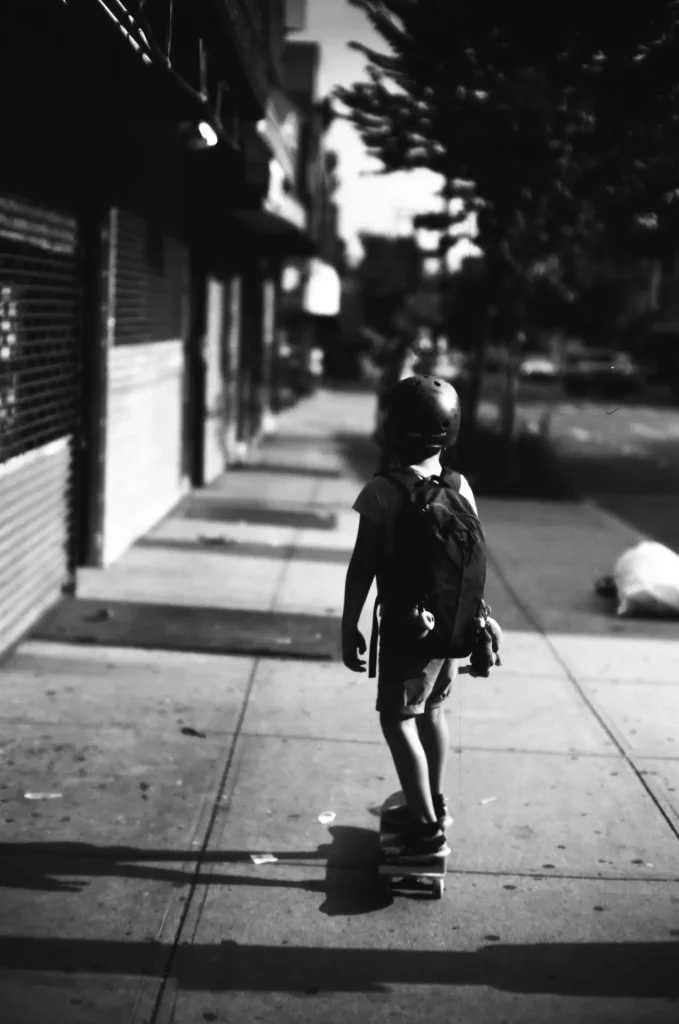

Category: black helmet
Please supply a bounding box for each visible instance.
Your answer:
[386,375,461,448]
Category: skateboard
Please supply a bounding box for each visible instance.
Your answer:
[378,809,449,899]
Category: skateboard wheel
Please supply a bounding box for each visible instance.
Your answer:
[432,879,444,899]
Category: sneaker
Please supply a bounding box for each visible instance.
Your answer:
[382,797,453,832]
[432,794,454,830]
[381,804,414,830]
[381,823,451,863]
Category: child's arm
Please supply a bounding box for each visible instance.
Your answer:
[341,514,381,672]
[460,474,478,515]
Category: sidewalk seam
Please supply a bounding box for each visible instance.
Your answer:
[580,496,650,544]
[141,655,262,1024]
[142,477,329,1022]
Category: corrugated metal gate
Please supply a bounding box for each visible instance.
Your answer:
[0,192,79,652]
[114,207,187,346]
[101,206,190,564]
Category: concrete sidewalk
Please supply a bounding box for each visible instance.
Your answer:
[1,387,679,1024]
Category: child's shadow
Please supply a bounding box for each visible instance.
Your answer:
[316,792,403,917]
[316,824,386,916]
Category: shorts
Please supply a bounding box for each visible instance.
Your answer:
[376,640,457,716]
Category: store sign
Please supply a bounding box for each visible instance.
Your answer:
[258,89,301,183]
[265,160,307,231]
[303,258,341,317]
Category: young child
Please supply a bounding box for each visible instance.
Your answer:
[342,374,480,861]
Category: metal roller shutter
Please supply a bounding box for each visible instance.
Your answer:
[101,206,190,562]
[114,208,186,344]
[0,192,79,653]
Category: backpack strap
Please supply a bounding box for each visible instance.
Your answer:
[368,595,380,678]
[386,465,461,491]
[439,466,462,491]
[368,470,416,678]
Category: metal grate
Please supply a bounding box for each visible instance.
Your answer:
[0,194,79,463]
[113,208,187,344]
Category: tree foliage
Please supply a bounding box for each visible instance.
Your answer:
[353,232,423,338]
[337,0,679,288]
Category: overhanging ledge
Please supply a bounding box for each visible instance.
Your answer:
[227,208,318,257]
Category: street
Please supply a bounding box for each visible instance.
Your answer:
[483,377,679,555]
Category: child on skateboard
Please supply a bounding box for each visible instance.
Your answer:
[342,374,489,861]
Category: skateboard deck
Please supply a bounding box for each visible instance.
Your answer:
[378,810,449,899]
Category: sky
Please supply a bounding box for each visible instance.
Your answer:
[296,0,478,267]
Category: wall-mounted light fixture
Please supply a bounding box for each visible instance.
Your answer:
[197,121,219,148]
[180,121,220,151]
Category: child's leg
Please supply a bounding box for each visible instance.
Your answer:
[416,705,449,797]
[379,713,437,824]
[417,661,455,797]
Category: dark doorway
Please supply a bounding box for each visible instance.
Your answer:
[183,259,207,486]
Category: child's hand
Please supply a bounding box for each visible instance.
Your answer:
[342,625,367,673]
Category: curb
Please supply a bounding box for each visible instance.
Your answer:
[580,497,651,545]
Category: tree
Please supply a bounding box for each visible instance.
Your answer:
[336,0,679,452]
[353,232,423,342]
[338,2,679,237]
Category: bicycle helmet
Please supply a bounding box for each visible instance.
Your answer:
[385,374,461,449]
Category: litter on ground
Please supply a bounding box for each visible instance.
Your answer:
[250,853,278,865]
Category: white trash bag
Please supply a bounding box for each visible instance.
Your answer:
[613,541,679,618]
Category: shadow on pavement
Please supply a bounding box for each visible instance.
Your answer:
[176,496,337,531]
[0,825,387,918]
[31,599,341,660]
[228,462,341,479]
[173,938,679,997]
[594,495,679,559]
[137,536,351,565]
[333,427,580,502]
[553,449,679,498]
[0,929,676,998]
[546,448,679,555]
[262,433,345,450]
[2,827,678,995]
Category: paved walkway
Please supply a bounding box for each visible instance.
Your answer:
[1,387,678,1023]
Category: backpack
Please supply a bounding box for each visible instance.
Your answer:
[368,466,487,677]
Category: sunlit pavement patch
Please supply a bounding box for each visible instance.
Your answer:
[548,632,679,684]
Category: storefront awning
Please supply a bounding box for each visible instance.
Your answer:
[227,208,317,257]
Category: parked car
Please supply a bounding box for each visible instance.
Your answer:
[519,355,560,382]
[564,348,643,397]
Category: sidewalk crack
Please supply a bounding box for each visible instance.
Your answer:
[487,550,679,846]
